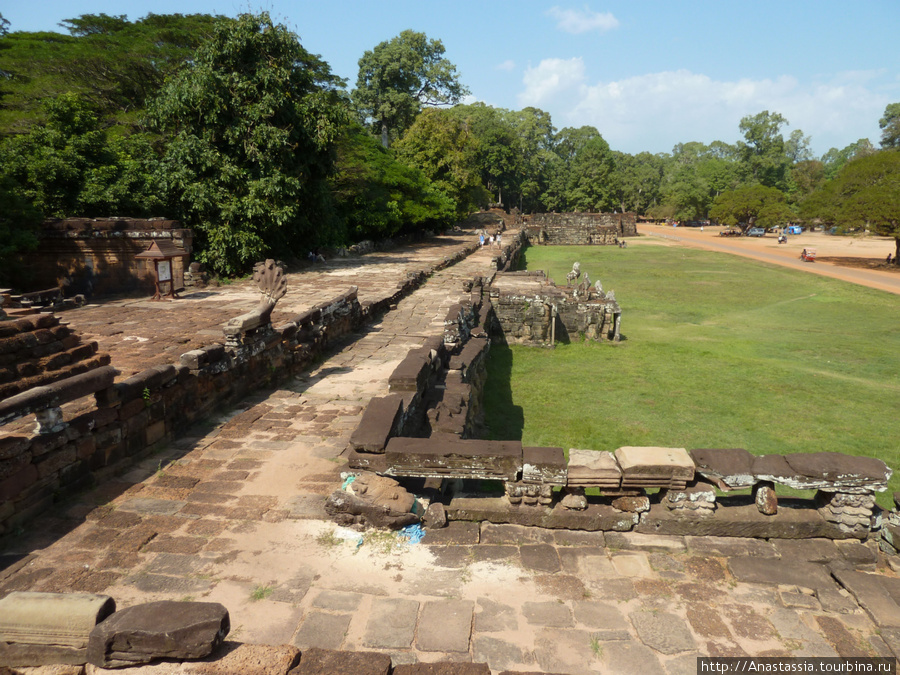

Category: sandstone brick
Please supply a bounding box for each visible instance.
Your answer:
[0,464,38,501]
[36,446,76,479]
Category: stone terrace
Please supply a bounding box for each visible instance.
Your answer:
[2,222,900,674]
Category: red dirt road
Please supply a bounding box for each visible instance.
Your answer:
[637,224,900,296]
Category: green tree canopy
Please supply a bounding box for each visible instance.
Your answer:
[446,103,522,206]
[737,110,790,190]
[709,184,793,229]
[879,103,900,149]
[352,30,468,148]
[821,138,876,180]
[802,150,900,258]
[0,13,223,135]
[0,92,162,217]
[330,122,455,241]
[0,173,42,286]
[613,151,665,214]
[565,135,617,212]
[393,107,488,217]
[149,12,347,275]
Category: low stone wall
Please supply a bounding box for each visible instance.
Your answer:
[342,276,893,542]
[18,218,192,297]
[0,290,363,535]
[524,212,637,246]
[0,235,488,535]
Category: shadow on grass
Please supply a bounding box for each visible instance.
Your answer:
[483,343,525,441]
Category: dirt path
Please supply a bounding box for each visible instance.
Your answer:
[638,224,900,295]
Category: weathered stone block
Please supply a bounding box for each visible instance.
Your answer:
[86,601,229,668]
[0,591,115,666]
[615,446,694,482]
[349,395,403,454]
[324,474,420,530]
[388,353,431,393]
[291,647,390,675]
[522,446,567,485]
[384,436,522,481]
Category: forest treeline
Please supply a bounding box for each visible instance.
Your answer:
[1,11,898,278]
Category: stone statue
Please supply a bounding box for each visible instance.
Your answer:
[594,279,603,296]
[566,262,581,286]
[223,259,288,343]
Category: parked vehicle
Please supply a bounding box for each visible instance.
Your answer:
[746,227,765,237]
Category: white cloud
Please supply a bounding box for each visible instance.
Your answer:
[518,57,586,107]
[515,63,891,155]
[496,59,516,72]
[546,6,619,34]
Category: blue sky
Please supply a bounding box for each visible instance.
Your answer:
[5,1,899,157]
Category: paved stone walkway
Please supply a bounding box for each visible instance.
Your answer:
[2,224,900,674]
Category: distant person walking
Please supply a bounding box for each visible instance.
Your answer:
[479,233,484,247]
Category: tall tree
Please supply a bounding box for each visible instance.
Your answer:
[447,103,522,206]
[329,122,455,241]
[789,160,826,205]
[803,150,900,259]
[565,135,617,212]
[393,107,488,217]
[879,102,900,149]
[352,30,468,148]
[149,12,347,275]
[0,13,9,36]
[821,138,876,180]
[613,151,665,214]
[0,92,161,217]
[737,110,791,189]
[0,173,42,286]
[508,107,556,212]
[709,184,793,230]
[785,129,813,164]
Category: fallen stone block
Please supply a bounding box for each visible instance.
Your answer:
[564,449,621,488]
[388,353,431,393]
[0,591,115,667]
[86,601,229,668]
[348,395,403,454]
[289,647,390,675]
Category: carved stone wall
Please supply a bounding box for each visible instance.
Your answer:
[17,218,192,297]
[489,271,620,345]
[524,212,637,246]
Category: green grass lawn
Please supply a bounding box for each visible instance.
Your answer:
[484,243,900,504]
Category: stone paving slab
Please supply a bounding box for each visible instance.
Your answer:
[416,599,474,652]
[363,598,420,650]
